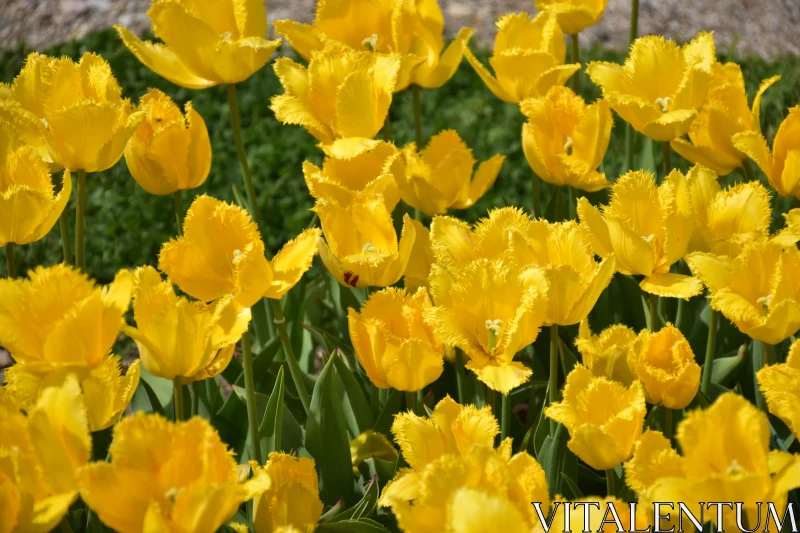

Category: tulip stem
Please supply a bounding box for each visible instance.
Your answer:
[173,191,183,235]
[664,407,673,440]
[191,382,200,416]
[501,393,511,441]
[172,377,185,422]
[571,33,580,94]
[648,292,659,331]
[662,142,672,178]
[453,347,466,403]
[630,0,639,44]
[4,243,15,278]
[405,391,417,415]
[532,172,542,218]
[59,210,73,265]
[226,83,261,228]
[754,341,773,411]
[383,116,393,142]
[606,469,616,497]
[625,0,639,175]
[270,298,311,414]
[700,308,718,396]
[241,331,263,464]
[549,324,559,434]
[412,85,423,146]
[554,186,563,222]
[75,169,87,272]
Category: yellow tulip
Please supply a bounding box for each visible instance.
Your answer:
[0,114,71,246]
[507,219,616,326]
[575,319,636,385]
[380,445,549,533]
[0,264,131,369]
[534,0,610,34]
[390,130,505,216]
[686,241,800,344]
[531,497,632,533]
[348,287,444,391]
[639,394,800,527]
[629,324,700,409]
[735,106,800,199]
[6,52,143,172]
[80,413,270,533]
[0,376,91,533]
[252,452,324,533]
[587,33,716,141]
[4,356,141,432]
[671,63,779,175]
[426,257,549,394]
[314,193,416,288]
[464,12,580,104]
[403,218,433,293]
[123,266,251,383]
[350,430,398,469]
[757,339,800,438]
[686,164,772,256]
[578,170,702,298]
[124,88,211,195]
[521,86,613,192]
[544,365,646,470]
[271,45,401,146]
[408,9,475,89]
[115,0,282,89]
[303,138,400,211]
[159,195,321,308]
[0,95,53,169]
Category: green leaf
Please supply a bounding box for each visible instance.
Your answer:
[373,388,403,437]
[638,136,657,173]
[139,365,173,410]
[560,471,584,499]
[305,352,356,506]
[259,366,285,458]
[558,337,579,376]
[532,381,550,457]
[317,519,389,532]
[710,346,747,385]
[537,423,578,499]
[333,354,375,435]
[328,478,380,523]
[130,375,166,417]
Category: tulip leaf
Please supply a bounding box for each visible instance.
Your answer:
[136,366,172,414]
[130,376,166,417]
[306,352,357,506]
[537,422,578,499]
[533,381,550,457]
[320,499,347,523]
[328,477,380,523]
[358,457,397,487]
[259,366,284,458]
[373,388,403,437]
[710,346,747,386]
[560,471,584,500]
[333,353,375,435]
[317,519,389,532]
[638,136,657,173]
[558,337,579,377]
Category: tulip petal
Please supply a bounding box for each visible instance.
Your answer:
[416,27,475,89]
[641,109,697,142]
[212,37,282,85]
[232,0,267,39]
[273,19,325,61]
[0,186,52,246]
[606,217,655,276]
[452,154,505,209]
[684,252,732,293]
[639,272,703,299]
[732,130,773,179]
[266,228,322,299]
[336,69,382,140]
[751,76,781,135]
[467,360,531,395]
[44,102,123,172]
[576,197,613,259]
[535,63,581,96]
[670,138,741,177]
[463,46,514,103]
[565,256,616,325]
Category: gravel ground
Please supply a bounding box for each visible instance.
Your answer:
[1,0,798,59]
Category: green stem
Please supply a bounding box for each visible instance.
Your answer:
[241,331,263,464]
[741,161,753,182]
[549,324,559,434]
[571,33,580,94]
[405,391,417,415]
[5,243,15,278]
[630,0,639,44]
[487,388,496,415]
[173,190,183,235]
[648,292,659,331]
[606,469,616,497]
[412,84,423,146]
[700,309,717,396]
[60,518,75,533]
[662,141,672,178]
[59,210,73,265]
[664,407,673,440]
[383,116,393,142]
[453,347,466,404]
[553,186,563,222]
[370,383,380,419]
[675,298,686,332]
[501,393,511,441]
[625,125,635,173]
[172,377,185,422]
[270,298,311,414]
[191,382,200,416]
[75,169,87,271]
[226,83,261,228]
[532,172,542,218]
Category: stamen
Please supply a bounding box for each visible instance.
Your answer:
[655,96,671,113]
[563,136,574,155]
[485,319,503,352]
[362,242,377,253]
[362,34,379,51]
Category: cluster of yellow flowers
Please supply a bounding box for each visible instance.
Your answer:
[2,0,800,531]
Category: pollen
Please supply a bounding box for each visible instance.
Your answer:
[232,249,243,264]
[643,234,656,244]
[485,319,503,334]
[362,242,378,253]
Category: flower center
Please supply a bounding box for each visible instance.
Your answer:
[726,458,745,477]
[362,34,379,51]
[563,136,574,155]
[643,234,656,245]
[362,242,378,253]
[655,97,671,113]
[485,319,503,352]
[757,294,773,316]
[232,249,243,265]
[220,31,233,41]
[164,487,183,501]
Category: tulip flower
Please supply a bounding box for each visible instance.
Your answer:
[271,46,401,146]
[507,219,616,326]
[0,115,71,247]
[545,365,646,470]
[757,339,800,439]
[575,320,637,385]
[734,106,800,200]
[350,430,399,470]
[391,130,505,216]
[0,263,131,369]
[531,498,632,533]
[4,356,140,432]
[403,218,433,293]
[0,95,54,169]
[578,170,702,298]
[315,193,416,288]
[686,241,800,344]
[159,195,321,308]
[686,164,771,256]
[348,287,444,391]
[79,413,270,533]
[587,33,716,141]
[640,394,800,527]
[124,88,211,195]
[521,86,613,192]
[123,266,251,383]
[464,12,580,104]
[380,445,549,533]
[6,52,143,172]
[629,324,701,409]
[303,138,400,211]
[671,63,779,175]
[533,0,611,34]
[0,376,91,532]
[252,453,324,533]
[115,0,282,89]
[426,257,549,394]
